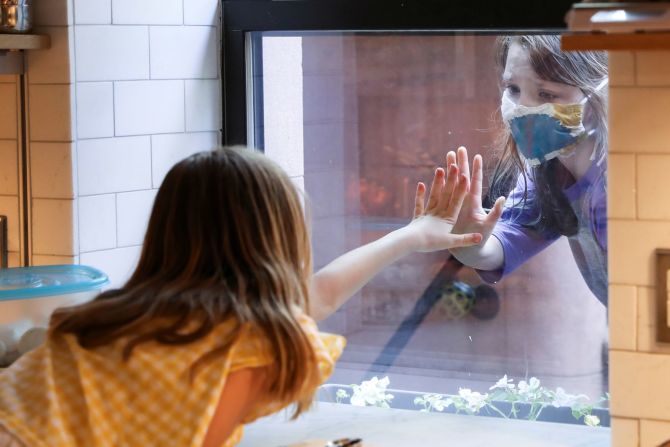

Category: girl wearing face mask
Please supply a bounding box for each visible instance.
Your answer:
[448,35,609,306]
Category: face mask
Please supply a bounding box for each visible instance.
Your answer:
[500,78,608,167]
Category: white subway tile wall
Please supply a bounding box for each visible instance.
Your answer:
[116,189,157,247]
[73,0,111,25]
[76,82,114,139]
[184,0,220,26]
[114,80,185,135]
[80,246,142,289]
[75,26,150,82]
[112,0,183,25]
[1,0,222,278]
[78,194,117,253]
[150,132,218,187]
[149,26,218,79]
[185,80,221,132]
[77,136,152,195]
[69,0,220,284]
[609,50,670,445]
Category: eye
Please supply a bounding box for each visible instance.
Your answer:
[539,90,558,101]
[505,84,520,96]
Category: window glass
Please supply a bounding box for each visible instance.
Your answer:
[251,32,609,427]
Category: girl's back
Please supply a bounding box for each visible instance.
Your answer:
[0,309,343,446]
[0,147,344,446]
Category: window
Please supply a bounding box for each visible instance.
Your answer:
[222,0,609,427]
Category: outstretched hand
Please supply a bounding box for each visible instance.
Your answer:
[450,146,506,249]
[407,162,482,252]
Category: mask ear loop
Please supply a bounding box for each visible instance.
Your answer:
[582,77,609,163]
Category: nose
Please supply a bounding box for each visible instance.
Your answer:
[518,92,542,108]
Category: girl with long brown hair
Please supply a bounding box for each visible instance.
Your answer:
[0,146,481,447]
[448,35,609,306]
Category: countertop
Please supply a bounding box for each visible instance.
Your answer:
[239,402,611,447]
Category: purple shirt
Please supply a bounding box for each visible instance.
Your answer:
[478,160,608,305]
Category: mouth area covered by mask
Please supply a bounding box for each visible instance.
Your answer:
[501,93,588,167]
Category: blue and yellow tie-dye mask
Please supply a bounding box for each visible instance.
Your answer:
[500,79,608,167]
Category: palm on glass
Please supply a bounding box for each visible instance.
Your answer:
[408,162,483,253]
[448,146,506,262]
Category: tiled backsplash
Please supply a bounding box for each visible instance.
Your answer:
[609,51,670,446]
[0,0,221,285]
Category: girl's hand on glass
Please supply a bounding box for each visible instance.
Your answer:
[450,146,506,249]
[408,162,482,252]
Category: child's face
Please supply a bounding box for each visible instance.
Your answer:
[502,42,584,107]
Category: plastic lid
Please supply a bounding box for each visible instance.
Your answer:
[0,265,109,301]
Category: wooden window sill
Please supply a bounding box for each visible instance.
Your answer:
[562,32,670,51]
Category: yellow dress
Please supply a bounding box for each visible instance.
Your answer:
[0,312,345,447]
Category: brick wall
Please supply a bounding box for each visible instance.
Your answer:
[609,50,670,447]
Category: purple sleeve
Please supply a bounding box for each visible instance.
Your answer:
[590,178,607,252]
[476,173,560,283]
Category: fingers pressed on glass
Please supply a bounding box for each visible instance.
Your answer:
[414,182,426,218]
[457,146,470,180]
[426,167,445,212]
[437,163,458,212]
[471,154,483,198]
[445,173,469,220]
[446,151,457,170]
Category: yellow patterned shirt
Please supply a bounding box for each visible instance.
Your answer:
[0,312,345,447]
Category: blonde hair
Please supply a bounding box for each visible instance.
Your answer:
[52,146,318,417]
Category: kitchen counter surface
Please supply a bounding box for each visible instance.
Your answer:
[239,402,610,447]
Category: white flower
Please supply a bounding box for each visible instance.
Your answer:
[584,414,600,427]
[336,389,350,403]
[416,393,453,412]
[349,376,394,408]
[517,377,542,400]
[489,375,515,391]
[458,388,488,413]
[551,387,588,408]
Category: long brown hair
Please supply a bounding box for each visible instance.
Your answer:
[486,35,608,235]
[51,146,318,417]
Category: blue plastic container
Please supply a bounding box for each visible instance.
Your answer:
[0,265,108,365]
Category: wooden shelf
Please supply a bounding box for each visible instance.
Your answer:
[0,34,50,50]
[562,32,670,51]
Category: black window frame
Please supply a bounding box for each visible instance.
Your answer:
[221,0,576,148]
